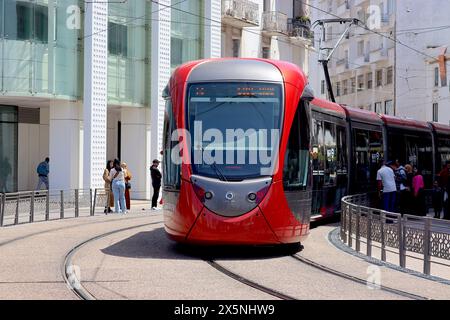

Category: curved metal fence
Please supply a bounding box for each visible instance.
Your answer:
[341,194,450,275]
[0,188,110,227]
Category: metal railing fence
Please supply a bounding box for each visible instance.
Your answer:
[341,194,450,275]
[0,188,110,227]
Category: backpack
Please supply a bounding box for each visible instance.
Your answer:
[37,162,47,175]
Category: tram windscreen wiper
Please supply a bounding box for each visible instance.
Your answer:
[211,161,227,182]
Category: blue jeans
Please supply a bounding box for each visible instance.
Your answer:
[36,176,49,190]
[112,180,126,213]
[383,191,397,212]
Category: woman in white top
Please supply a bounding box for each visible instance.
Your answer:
[109,159,127,213]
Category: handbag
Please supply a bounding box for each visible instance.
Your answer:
[125,182,131,189]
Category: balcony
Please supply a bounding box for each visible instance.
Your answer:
[222,0,259,28]
[262,11,288,36]
[288,19,314,44]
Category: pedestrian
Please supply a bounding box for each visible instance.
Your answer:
[102,160,114,214]
[412,168,426,216]
[403,164,414,214]
[395,160,408,214]
[438,161,450,189]
[150,159,162,210]
[109,159,127,214]
[121,162,132,211]
[432,180,443,219]
[36,157,50,190]
[377,160,398,212]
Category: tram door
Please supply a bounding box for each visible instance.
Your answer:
[311,112,347,217]
[351,127,383,195]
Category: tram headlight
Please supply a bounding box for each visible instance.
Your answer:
[247,193,257,202]
[204,191,213,200]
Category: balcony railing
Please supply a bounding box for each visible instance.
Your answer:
[287,19,314,42]
[222,0,259,28]
[262,11,288,36]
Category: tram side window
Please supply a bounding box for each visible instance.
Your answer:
[312,118,325,172]
[283,100,311,190]
[354,129,370,187]
[324,121,337,186]
[163,99,181,190]
[336,126,348,174]
[438,136,450,170]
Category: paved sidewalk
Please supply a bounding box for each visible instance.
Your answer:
[301,224,450,299]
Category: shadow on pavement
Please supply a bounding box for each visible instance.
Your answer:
[101,227,303,261]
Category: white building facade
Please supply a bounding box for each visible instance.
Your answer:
[395,0,450,123]
[309,0,395,114]
[0,0,221,195]
[221,0,314,76]
[309,0,450,123]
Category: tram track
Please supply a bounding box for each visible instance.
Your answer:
[62,221,163,300]
[290,254,430,300]
[205,259,296,300]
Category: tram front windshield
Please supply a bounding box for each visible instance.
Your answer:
[188,82,282,180]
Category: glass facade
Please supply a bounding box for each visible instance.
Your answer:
[171,0,203,70]
[0,106,17,192]
[0,0,83,98]
[108,0,150,107]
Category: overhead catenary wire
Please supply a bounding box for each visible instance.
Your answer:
[80,0,189,40]
[295,0,439,62]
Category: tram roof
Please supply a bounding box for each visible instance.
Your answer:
[310,98,346,118]
[380,114,431,132]
[341,105,384,125]
[430,122,450,135]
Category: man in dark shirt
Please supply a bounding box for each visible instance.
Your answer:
[150,159,162,210]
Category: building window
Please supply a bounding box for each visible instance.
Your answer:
[321,80,325,95]
[433,103,439,122]
[0,106,18,193]
[108,22,128,56]
[350,77,356,94]
[386,67,393,85]
[357,75,364,91]
[262,47,270,59]
[375,102,382,114]
[232,39,240,57]
[326,27,332,41]
[357,41,364,57]
[336,82,341,96]
[343,79,348,95]
[376,70,383,87]
[385,100,394,115]
[5,1,48,43]
[367,72,373,89]
[435,67,439,87]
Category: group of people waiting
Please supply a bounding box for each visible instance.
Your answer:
[377,159,450,219]
[103,159,132,214]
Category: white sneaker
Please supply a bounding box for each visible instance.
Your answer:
[151,207,157,210]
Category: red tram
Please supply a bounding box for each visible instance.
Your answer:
[162,58,450,246]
